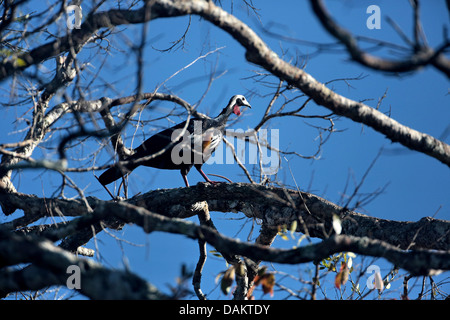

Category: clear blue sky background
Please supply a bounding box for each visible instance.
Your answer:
[1,0,449,299]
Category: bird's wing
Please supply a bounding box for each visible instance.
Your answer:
[200,127,223,159]
[130,120,191,160]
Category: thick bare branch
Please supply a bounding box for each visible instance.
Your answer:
[4,200,448,277]
[0,226,168,299]
[2,183,449,251]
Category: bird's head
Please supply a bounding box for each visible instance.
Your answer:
[229,94,251,116]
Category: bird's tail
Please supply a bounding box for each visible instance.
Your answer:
[98,163,137,185]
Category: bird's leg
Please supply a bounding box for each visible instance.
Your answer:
[180,168,190,187]
[182,174,190,187]
[117,176,128,199]
[94,174,120,201]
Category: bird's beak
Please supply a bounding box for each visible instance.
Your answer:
[245,102,251,109]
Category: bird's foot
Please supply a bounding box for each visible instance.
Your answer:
[197,180,221,186]
[206,173,233,184]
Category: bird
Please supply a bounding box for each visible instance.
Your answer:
[98,94,251,187]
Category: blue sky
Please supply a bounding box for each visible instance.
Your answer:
[1,0,449,299]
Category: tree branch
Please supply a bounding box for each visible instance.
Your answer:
[1,183,448,298]
[2,183,449,251]
[0,226,168,299]
[310,0,450,78]
[4,199,449,279]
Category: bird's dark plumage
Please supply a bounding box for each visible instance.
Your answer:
[98,94,251,187]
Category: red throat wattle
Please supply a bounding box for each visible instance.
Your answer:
[233,104,241,116]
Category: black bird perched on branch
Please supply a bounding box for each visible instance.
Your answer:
[98,94,251,187]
